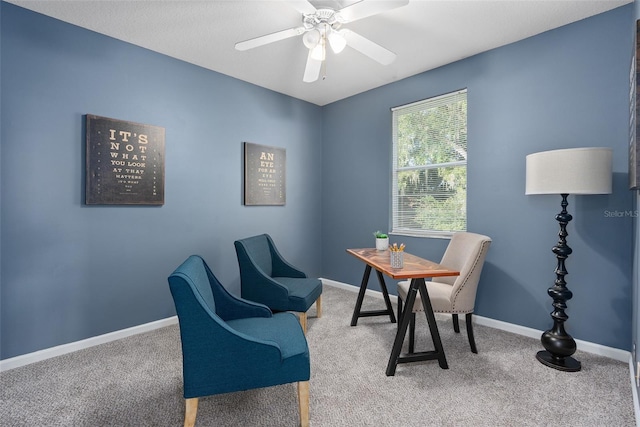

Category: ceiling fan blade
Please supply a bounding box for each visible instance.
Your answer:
[343,30,396,65]
[235,26,305,51]
[303,50,322,83]
[338,0,409,23]
[286,0,317,15]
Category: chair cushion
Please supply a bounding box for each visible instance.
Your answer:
[273,277,322,313]
[397,280,457,313]
[226,312,308,360]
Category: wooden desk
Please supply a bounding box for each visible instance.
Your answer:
[346,248,459,376]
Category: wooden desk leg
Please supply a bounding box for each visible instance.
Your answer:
[386,278,419,376]
[417,279,448,369]
[351,265,372,326]
[375,270,397,323]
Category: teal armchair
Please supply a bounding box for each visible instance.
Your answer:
[168,255,310,427]
[234,234,322,333]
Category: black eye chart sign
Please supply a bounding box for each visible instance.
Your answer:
[85,115,165,205]
[243,142,286,206]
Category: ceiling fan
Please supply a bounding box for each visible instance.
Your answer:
[235,0,409,83]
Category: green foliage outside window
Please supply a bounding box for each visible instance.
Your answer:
[393,91,467,234]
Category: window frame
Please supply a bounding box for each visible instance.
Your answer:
[391,89,468,239]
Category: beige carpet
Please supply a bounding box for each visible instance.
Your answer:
[0,284,635,426]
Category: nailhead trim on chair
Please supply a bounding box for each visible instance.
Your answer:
[450,240,491,312]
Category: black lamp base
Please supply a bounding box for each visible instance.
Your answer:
[537,194,582,373]
[536,350,581,372]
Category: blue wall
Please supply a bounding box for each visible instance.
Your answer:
[1,2,636,360]
[322,5,634,351]
[0,3,323,359]
[631,0,640,402]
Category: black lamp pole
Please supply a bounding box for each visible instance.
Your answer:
[536,193,581,372]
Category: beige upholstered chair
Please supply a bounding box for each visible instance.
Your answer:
[397,232,492,353]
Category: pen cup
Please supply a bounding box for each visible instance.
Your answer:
[390,251,404,269]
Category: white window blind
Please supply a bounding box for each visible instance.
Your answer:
[392,89,467,237]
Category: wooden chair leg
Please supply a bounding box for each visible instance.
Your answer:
[397,298,403,328]
[184,398,198,427]
[298,381,310,427]
[298,312,307,334]
[466,313,478,353]
[315,295,322,318]
[452,313,460,333]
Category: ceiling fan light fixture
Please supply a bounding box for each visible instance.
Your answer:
[310,40,326,61]
[328,29,347,54]
[302,29,321,49]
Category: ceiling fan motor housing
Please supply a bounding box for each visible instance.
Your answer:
[303,9,343,32]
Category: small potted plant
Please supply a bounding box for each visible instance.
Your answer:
[373,231,389,251]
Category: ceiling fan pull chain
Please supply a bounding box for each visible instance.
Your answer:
[322,25,327,80]
[322,57,327,81]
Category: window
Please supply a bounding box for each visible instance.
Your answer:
[392,89,467,237]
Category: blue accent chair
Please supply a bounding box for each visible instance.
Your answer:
[168,255,310,427]
[234,234,322,333]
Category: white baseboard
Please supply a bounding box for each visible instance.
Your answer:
[473,313,630,362]
[320,278,631,363]
[0,316,178,372]
[630,355,640,427]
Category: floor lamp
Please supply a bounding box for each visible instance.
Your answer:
[525,147,612,372]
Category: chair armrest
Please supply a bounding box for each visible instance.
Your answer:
[235,243,291,300]
[201,257,272,320]
[271,255,307,278]
[267,236,307,278]
[217,295,272,321]
[243,267,293,307]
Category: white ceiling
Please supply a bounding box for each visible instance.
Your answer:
[6,0,632,106]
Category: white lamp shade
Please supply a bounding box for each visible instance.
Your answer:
[525,147,613,195]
